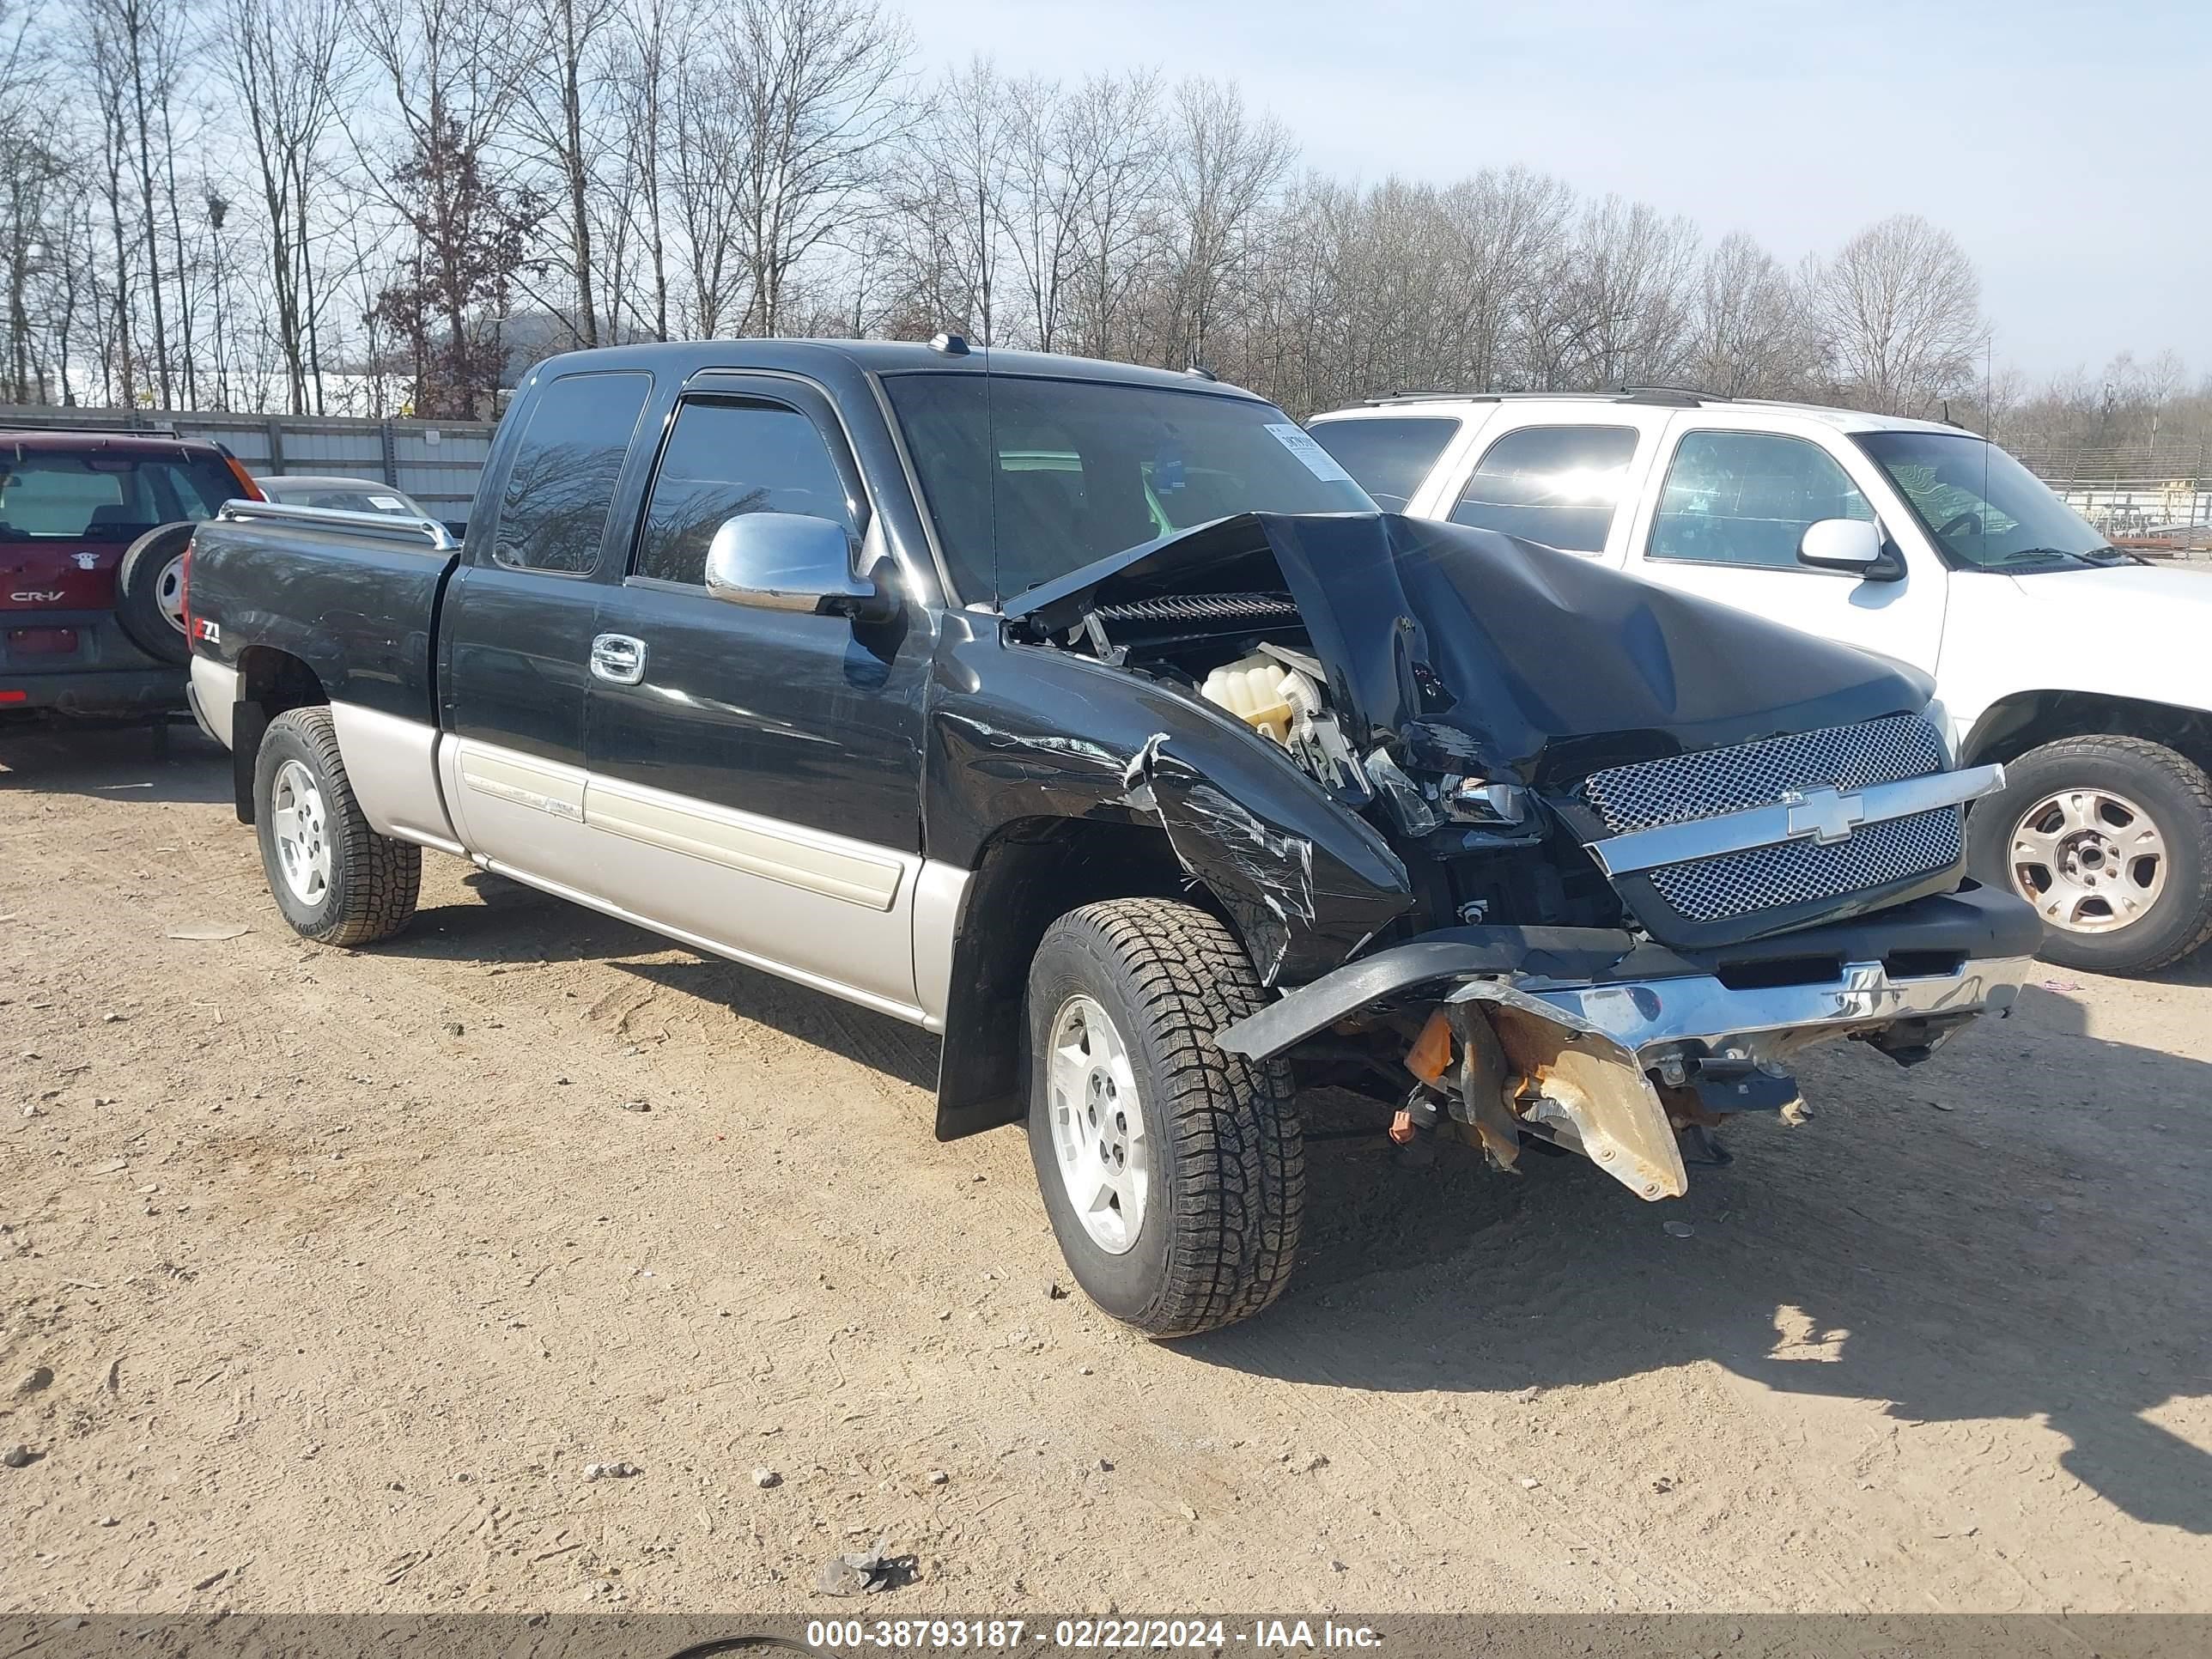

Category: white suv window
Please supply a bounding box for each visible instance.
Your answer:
[1448,424,1638,553]
[1646,430,1875,570]
[1305,416,1459,512]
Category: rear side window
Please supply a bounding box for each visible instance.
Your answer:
[1305,417,1457,511]
[633,398,857,586]
[0,451,238,539]
[491,371,652,573]
[1646,430,1875,569]
[1449,424,1638,552]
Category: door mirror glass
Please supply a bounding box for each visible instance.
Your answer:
[1797,516,1894,578]
[703,512,892,619]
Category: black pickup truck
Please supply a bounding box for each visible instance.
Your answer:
[185,339,2040,1336]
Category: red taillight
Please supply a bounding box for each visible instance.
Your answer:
[223,453,264,502]
[0,689,26,703]
[8,628,79,656]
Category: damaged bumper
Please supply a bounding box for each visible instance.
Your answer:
[1215,886,2040,1201]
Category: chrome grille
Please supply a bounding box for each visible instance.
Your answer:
[1647,808,1963,923]
[1582,714,1947,833]
[1582,714,1958,927]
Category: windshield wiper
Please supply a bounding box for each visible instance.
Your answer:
[1984,547,2095,570]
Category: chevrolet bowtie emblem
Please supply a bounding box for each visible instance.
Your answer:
[1784,785,1866,845]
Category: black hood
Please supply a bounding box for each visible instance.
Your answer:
[1005,511,1934,786]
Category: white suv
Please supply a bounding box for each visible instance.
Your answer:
[1309,392,2212,975]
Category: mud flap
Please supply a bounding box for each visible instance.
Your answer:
[1445,981,1688,1201]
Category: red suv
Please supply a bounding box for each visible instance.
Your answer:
[0,428,260,721]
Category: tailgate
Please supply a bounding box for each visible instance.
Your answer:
[2,540,116,613]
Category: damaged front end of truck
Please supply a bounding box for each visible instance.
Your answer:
[955,510,2039,1199]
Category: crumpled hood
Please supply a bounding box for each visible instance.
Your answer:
[1006,510,1935,786]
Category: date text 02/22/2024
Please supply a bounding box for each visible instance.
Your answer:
[799,1619,1384,1650]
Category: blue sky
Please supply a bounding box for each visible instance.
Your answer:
[901,0,2211,383]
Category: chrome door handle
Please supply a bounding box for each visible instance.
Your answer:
[589,633,646,685]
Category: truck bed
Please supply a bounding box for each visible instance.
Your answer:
[187,501,461,726]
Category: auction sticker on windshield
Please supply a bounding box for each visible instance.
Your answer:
[1266,423,1355,484]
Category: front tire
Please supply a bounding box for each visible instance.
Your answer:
[1968,734,2212,975]
[1025,898,1303,1339]
[253,708,422,945]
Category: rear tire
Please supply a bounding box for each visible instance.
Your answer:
[115,522,196,665]
[253,707,421,946]
[1025,898,1303,1339]
[1968,734,2212,975]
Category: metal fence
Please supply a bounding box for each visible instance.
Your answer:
[0,405,499,525]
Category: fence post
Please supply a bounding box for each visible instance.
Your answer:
[380,422,400,486]
[264,416,286,476]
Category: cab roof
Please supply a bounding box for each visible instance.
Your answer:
[1322,391,1973,436]
[524,337,1269,400]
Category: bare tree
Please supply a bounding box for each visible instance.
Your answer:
[76,0,197,406]
[889,56,1011,342]
[216,0,356,411]
[668,44,749,334]
[349,0,544,416]
[1687,230,1814,398]
[599,0,684,340]
[518,0,621,347]
[1060,69,1163,362]
[716,0,912,337]
[1808,212,1985,415]
[1158,76,1290,372]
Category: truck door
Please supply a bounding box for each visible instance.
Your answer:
[1622,416,1948,671]
[580,374,933,1020]
[437,368,654,892]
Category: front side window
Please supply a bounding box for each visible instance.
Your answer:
[1306,416,1458,511]
[633,398,858,586]
[1855,430,2112,570]
[1646,430,1874,569]
[881,373,1375,603]
[1449,424,1639,553]
[0,451,238,539]
[491,370,652,573]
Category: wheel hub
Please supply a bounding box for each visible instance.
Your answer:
[156,553,187,634]
[2008,786,2166,935]
[270,759,333,906]
[1045,994,1148,1255]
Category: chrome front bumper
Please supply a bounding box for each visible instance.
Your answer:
[1429,952,2032,1202]
[1498,951,2033,1063]
[1215,891,2039,1204]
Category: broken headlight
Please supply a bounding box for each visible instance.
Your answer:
[1443,775,1528,826]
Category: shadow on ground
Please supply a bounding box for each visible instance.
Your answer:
[1188,985,2212,1537]
[392,871,942,1092]
[0,717,230,805]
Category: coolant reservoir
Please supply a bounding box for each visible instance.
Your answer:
[1200,653,1295,744]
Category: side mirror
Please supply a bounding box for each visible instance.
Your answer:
[1797,517,1901,580]
[703,512,896,622]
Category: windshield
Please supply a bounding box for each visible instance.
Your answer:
[1854,430,2115,569]
[882,372,1376,603]
[0,450,239,540]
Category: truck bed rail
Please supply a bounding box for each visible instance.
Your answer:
[215,497,459,551]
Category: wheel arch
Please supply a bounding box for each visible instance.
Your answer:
[1961,690,2212,779]
[933,814,1210,1141]
[228,646,329,823]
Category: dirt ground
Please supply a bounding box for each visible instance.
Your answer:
[3,722,2210,1618]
